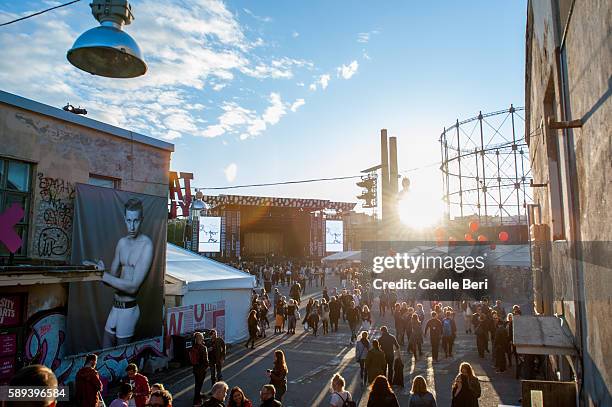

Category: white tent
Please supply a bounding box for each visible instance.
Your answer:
[165,244,256,344]
[321,251,361,263]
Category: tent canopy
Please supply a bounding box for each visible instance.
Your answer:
[321,251,361,263]
[166,243,256,291]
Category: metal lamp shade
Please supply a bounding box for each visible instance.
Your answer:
[67,24,147,78]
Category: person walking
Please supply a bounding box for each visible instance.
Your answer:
[310,300,321,336]
[379,289,388,317]
[424,311,442,362]
[451,362,481,406]
[346,301,361,344]
[228,386,253,407]
[191,332,210,406]
[302,298,314,330]
[408,314,423,361]
[365,340,386,385]
[208,330,226,384]
[355,331,370,386]
[441,311,457,358]
[408,375,437,407]
[360,305,372,332]
[378,326,399,382]
[321,299,331,335]
[329,296,341,333]
[75,354,103,407]
[267,350,288,402]
[366,376,400,407]
[286,299,298,335]
[123,363,149,407]
[494,319,510,373]
[475,314,488,358]
[246,310,259,349]
[329,373,353,407]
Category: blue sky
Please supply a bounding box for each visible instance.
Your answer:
[0,0,527,216]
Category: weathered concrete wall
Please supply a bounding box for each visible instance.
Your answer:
[0,103,171,262]
[525,0,612,404]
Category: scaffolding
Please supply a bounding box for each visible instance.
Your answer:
[440,105,532,225]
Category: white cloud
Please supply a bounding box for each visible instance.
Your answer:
[309,74,331,91]
[338,60,359,79]
[200,92,291,140]
[243,8,272,23]
[224,163,238,182]
[357,33,370,43]
[0,0,314,142]
[362,50,371,60]
[290,99,305,112]
[292,31,300,38]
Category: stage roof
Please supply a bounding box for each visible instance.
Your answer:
[203,194,356,211]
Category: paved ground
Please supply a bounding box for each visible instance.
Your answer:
[137,275,523,407]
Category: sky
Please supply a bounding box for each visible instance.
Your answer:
[0,0,527,222]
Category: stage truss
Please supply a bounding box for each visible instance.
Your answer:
[440,105,533,225]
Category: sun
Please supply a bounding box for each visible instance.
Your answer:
[397,193,444,229]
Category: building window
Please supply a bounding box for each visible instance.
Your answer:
[0,158,33,257]
[88,174,120,189]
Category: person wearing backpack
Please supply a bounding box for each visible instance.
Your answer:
[441,311,457,358]
[329,373,355,407]
[191,332,209,406]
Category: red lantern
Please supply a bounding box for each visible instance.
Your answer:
[499,231,509,242]
[469,220,479,232]
[477,235,488,242]
[490,243,496,250]
[464,233,473,241]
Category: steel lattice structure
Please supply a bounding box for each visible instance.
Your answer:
[440,105,533,225]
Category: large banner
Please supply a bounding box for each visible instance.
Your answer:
[198,216,221,253]
[166,301,226,339]
[66,184,166,354]
[325,220,344,252]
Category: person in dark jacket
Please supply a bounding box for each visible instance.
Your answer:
[475,314,488,358]
[259,385,282,407]
[408,375,437,407]
[424,311,443,362]
[391,350,404,388]
[365,340,386,384]
[346,301,361,343]
[202,381,228,407]
[192,332,210,406]
[494,320,509,372]
[268,350,288,402]
[246,310,259,349]
[75,354,103,407]
[208,329,226,384]
[451,373,479,407]
[377,326,399,382]
[367,375,400,407]
[329,296,341,332]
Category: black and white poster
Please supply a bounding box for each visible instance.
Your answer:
[325,220,344,252]
[66,184,166,353]
[198,216,221,253]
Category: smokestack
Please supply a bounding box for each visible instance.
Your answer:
[380,129,389,222]
[389,136,399,225]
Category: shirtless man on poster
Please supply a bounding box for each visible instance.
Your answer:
[86,198,153,347]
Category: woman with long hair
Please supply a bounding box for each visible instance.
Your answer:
[366,375,400,407]
[451,362,480,407]
[408,313,423,361]
[361,305,372,331]
[408,375,437,407]
[227,386,253,407]
[268,350,288,401]
[245,309,259,349]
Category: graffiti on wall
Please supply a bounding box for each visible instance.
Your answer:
[34,173,75,259]
[25,309,163,387]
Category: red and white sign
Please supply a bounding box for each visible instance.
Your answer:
[166,301,225,339]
